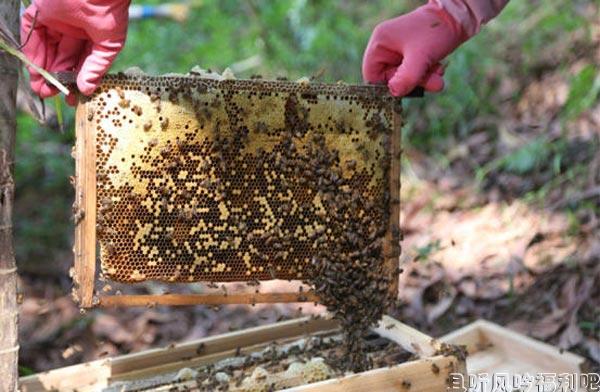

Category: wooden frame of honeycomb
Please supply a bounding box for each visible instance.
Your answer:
[73,74,403,308]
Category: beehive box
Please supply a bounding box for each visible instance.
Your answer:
[72,74,403,308]
[441,320,586,391]
[20,315,467,392]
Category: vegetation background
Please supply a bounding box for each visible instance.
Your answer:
[15,0,599,374]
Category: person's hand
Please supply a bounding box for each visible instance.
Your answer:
[21,0,130,103]
[362,1,466,97]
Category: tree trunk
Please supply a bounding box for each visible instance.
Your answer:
[0,1,20,391]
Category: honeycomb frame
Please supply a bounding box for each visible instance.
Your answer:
[73,74,402,308]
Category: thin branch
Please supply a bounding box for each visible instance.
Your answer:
[0,37,69,95]
[53,96,64,132]
[18,9,37,50]
[0,346,19,356]
[550,186,600,210]
[0,267,17,275]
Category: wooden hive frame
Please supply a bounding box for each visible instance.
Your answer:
[72,75,406,308]
[20,315,466,392]
[441,319,585,376]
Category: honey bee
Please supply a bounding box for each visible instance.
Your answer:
[255,121,268,134]
[104,242,116,257]
[115,86,125,99]
[178,208,193,221]
[160,117,169,130]
[160,145,171,157]
[131,105,143,116]
[72,208,85,225]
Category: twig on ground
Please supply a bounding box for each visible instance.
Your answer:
[550,186,600,210]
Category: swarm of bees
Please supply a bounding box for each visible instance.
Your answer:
[294,132,395,372]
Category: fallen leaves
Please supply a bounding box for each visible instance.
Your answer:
[559,320,584,349]
[397,171,599,368]
[558,276,594,349]
[425,284,456,325]
[584,339,600,364]
[92,314,136,344]
[503,261,598,353]
[508,309,567,340]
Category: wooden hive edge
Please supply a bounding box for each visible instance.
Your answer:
[20,315,466,392]
[19,316,336,392]
[100,73,399,101]
[383,102,402,301]
[98,291,320,307]
[73,101,97,308]
[285,354,465,392]
[441,319,585,373]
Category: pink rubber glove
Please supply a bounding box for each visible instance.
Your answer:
[363,0,508,97]
[21,0,130,103]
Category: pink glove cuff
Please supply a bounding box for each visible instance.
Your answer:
[427,1,470,42]
[431,0,509,37]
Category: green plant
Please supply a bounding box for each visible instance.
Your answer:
[562,64,600,121]
[413,239,442,263]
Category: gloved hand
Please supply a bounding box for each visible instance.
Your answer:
[362,2,465,97]
[21,0,130,103]
[363,0,509,97]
